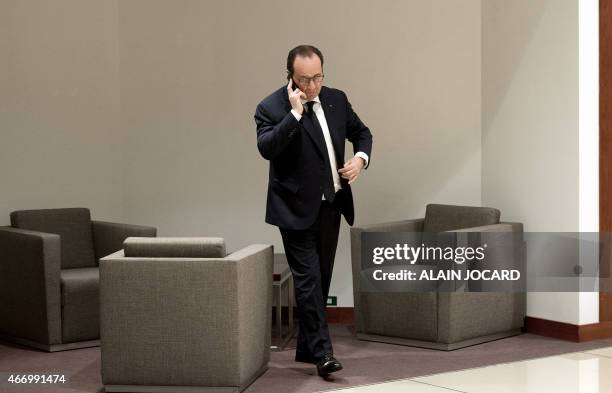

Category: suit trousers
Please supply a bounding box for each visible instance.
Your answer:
[279,199,341,363]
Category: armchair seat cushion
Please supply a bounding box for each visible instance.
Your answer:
[60,267,99,342]
[423,204,501,232]
[11,208,96,269]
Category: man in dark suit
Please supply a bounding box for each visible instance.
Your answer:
[254,45,372,377]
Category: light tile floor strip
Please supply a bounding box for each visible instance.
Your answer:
[321,346,612,393]
[319,379,467,393]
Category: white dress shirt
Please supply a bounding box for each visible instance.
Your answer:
[291,96,369,200]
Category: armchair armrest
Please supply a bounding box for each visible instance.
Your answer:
[350,219,424,311]
[0,227,62,345]
[444,223,526,287]
[230,244,274,385]
[350,218,425,271]
[92,220,156,261]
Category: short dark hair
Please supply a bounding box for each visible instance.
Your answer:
[286,45,324,79]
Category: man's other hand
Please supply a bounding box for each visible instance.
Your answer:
[338,156,365,184]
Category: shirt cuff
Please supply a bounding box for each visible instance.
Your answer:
[355,152,369,169]
[291,109,302,122]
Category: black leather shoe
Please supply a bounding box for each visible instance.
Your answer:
[316,354,343,377]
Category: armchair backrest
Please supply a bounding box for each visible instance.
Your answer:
[10,208,96,269]
[423,204,501,232]
[123,237,226,258]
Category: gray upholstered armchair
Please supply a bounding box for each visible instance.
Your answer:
[100,237,273,393]
[0,208,156,351]
[351,204,526,350]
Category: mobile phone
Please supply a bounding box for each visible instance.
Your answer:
[293,79,302,93]
[287,74,301,92]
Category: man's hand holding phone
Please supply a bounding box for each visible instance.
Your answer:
[287,79,307,115]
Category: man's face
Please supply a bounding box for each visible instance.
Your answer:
[292,55,323,101]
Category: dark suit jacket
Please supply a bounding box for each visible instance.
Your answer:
[255,85,373,230]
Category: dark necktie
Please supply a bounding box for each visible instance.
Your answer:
[306,101,336,203]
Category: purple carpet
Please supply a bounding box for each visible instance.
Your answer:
[2,324,612,393]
